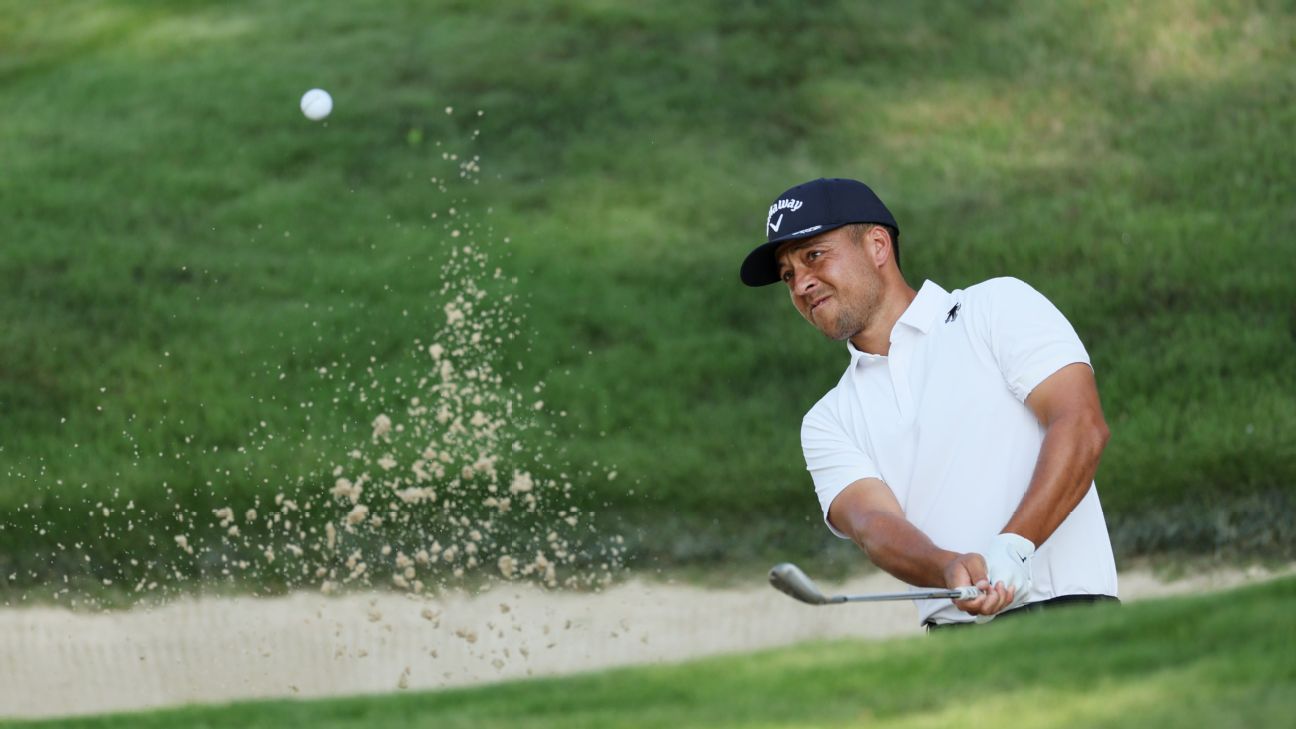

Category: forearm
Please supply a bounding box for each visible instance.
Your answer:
[829,483,1012,615]
[842,510,959,589]
[1003,414,1110,546]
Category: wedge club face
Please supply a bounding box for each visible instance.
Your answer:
[769,562,840,605]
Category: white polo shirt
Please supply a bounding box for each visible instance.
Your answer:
[802,277,1117,625]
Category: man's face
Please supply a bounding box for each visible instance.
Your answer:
[775,227,884,341]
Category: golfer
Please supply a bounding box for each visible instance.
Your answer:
[743,178,1118,628]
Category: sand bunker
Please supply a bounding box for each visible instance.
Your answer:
[1,563,1289,720]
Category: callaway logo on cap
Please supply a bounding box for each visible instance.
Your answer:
[740,177,899,287]
[766,197,804,234]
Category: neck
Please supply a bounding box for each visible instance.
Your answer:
[849,282,917,356]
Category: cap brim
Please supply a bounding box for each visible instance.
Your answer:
[739,223,844,287]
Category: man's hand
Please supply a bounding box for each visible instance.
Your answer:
[943,552,1015,616]
[982,532,1035,612]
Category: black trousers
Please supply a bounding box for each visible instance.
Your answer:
[924,594,1119,632]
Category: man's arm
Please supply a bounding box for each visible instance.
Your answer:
[1002,362,1111,545]
[828,478,1014,616]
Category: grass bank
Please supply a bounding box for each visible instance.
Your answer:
[1,0,1294,594]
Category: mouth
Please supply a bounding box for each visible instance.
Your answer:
[809,295,831,314]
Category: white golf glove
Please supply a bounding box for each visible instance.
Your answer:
[976,532,1035,622]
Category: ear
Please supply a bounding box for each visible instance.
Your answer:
[866,226,891,268]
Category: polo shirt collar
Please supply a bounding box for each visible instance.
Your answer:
[895,280,953,335]
[845,280,952,363]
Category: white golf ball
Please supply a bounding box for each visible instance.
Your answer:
[300,88,333,121]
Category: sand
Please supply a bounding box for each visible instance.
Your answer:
[1,562,1290,720]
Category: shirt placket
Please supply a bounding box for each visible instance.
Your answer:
[888,335,915,420]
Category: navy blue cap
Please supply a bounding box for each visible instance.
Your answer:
[740,178,899,287]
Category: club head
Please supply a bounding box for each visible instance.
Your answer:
[768,562,830,605]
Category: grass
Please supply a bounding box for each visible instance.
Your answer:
[6,574,1295,728]
[1,0,1294,594]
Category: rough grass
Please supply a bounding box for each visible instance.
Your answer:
[6,576,1295,728]
[1,0,1294,592]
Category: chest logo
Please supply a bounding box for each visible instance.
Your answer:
[945,303,961,323]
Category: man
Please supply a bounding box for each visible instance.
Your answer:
[742,178,1118,628]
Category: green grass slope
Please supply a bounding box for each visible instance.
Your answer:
[8,576,1296,728]
[1,0,1294,591]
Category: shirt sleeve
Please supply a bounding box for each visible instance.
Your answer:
[974,277,1092,401]
[802,401,882,539]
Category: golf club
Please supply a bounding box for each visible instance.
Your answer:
[768,562,981,605]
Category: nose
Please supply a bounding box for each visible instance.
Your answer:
[790,267,818,297]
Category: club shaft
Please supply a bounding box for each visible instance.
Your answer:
[835,589,967,603]
[768,563,980,605]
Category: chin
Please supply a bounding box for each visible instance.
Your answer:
[815,325,849,342]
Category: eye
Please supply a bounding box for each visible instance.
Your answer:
[780,269,793,283]
[806,249,823,261]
